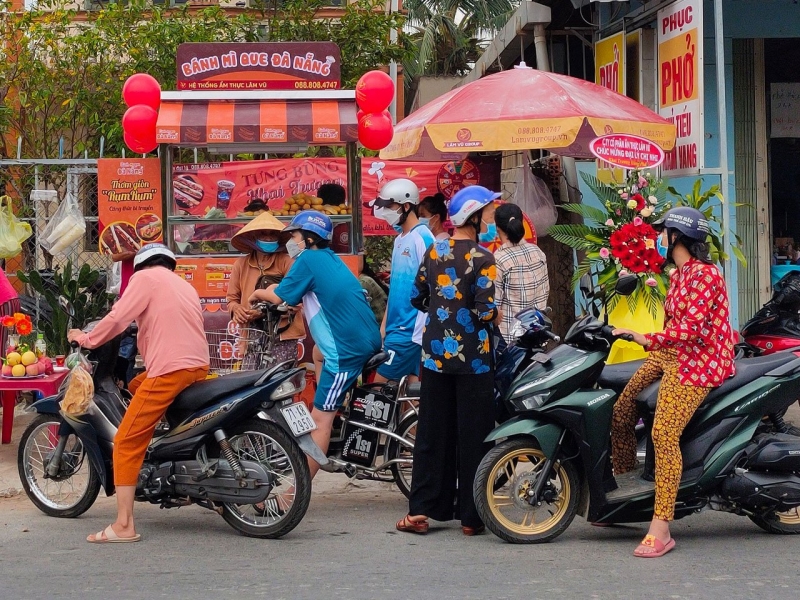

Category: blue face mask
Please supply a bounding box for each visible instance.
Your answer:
[255,240,279,253]
[479,222,497,243]
[656,234,668,259]
[418,217,431,228]
[392,225,404,234]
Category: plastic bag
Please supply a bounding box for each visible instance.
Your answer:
[509,165,558,238]
[40,192,86,256]
[107,261,122,296]
[60,352,94,416]
[0,196,33,259]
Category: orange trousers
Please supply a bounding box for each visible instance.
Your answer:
[114,367,208,486]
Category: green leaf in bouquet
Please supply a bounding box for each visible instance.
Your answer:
[559,203,609,226]
[580,172,626,207]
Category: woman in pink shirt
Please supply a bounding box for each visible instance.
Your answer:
[68,244,209,543]
[0,266,20,354]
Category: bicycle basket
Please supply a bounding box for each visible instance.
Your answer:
[205,326,272,375]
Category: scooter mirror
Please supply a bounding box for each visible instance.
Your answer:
[579,274,592,297]
[615,275,639,297]
[58,296,75,318]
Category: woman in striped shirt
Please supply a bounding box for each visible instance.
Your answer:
[493,203,549,342]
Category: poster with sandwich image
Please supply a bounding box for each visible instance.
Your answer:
[97,158,164,255]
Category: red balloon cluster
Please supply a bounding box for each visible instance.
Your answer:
[356,71,394,151]
[121,74,161,154]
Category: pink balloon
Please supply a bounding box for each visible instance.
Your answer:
[122,105,158,139]
[356,71,394,113]
[358,110,394,151]
[122,73,161,111]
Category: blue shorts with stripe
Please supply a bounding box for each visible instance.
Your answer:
[314,367,361,412]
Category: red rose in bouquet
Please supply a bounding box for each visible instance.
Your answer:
[610,222,661,274]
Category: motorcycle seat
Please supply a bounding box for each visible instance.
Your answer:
[166,370,268,426]
[365,351,391,371]
[597,359,646,391]
[636,353,798,412]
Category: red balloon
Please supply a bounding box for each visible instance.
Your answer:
[358,110,394,151]
[124,130,157,154]
[357,109,367,124]
[356,70,394,113]
[122,73,161,111]
[122,104,158,139]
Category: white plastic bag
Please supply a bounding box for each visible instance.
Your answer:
[107,261,122,296]
[509,164,558,238]
[40,193,86,256]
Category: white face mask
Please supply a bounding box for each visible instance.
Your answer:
[375,206,402,227]
[286,238,305,259]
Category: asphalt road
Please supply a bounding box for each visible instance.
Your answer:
[1,481,799,600]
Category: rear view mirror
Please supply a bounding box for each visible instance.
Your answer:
[615,275,639,297]
[579,274,592,297]
[58,296,75,319]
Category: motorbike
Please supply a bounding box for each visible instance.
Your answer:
[741,269,800,355]
[17,299,327,539]
[232,301,420,498]
[472,278,800,544]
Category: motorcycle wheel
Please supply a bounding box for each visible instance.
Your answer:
[749,507,800,534]
[17,414,100,518]
[220,419,311,539]
[474,437,579,544]
[388,413,417,499]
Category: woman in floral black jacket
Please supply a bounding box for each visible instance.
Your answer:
[396,186,499,537]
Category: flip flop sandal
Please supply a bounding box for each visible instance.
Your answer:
[396,514,429,534]
[253,497,286,517]
[633,534,675,558]
[87,525,141,544]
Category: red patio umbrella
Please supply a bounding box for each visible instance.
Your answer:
[381,67,676,161]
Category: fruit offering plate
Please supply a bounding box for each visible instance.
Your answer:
[1,373,47,379]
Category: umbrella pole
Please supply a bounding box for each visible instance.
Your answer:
[533,24,582,206]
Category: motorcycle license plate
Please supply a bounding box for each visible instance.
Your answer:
[281,403,317,436]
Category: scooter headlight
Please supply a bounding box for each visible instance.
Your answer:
[270,370,306,401]
[512,392,551,411]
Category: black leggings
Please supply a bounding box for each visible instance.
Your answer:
[409,369,495,528]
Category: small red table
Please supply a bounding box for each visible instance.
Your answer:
[1,371,69,444]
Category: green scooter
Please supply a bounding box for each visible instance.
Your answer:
[473,279,800,543]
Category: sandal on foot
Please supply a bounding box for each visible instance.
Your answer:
[396,515,429,534]
[254,497,286,517]
[87,525,141,544]
[461,525,485,536]
[633,534,675,558]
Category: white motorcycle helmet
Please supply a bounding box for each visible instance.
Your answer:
[367,178,420,208]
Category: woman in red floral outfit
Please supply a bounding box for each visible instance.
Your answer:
[611,207,735,558]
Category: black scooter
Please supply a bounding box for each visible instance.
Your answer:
[17,300,327,539]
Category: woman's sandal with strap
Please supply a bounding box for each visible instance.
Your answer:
[633,534,675,558]
[396,514,429,534]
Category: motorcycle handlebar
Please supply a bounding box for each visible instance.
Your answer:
[70,341,80,350]
[600,325,634,342]
[543,329,561,343]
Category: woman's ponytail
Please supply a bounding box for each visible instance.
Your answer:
[495,203,525,244]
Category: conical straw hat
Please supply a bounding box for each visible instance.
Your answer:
[231,212,287,253]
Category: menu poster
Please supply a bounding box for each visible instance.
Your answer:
[97,158,163,255]
[172,157,500,236]
[175,257,237,309]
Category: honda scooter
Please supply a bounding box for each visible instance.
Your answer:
[473,278,800,544]
[18,300,327,539]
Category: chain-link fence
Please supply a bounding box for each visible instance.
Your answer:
[0,159,111,321]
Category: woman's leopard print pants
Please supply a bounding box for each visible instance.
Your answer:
[610,350,710,521]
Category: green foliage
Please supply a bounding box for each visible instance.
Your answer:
[0,0,406,158]
[668,180,748,267]
[16,261,112,356]
[364,235,394,272]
